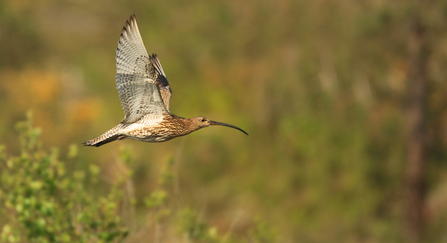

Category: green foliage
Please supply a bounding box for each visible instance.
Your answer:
[0,114,276,242]
[177,207,215,242]
[137,154,277,243]
[0,113,128,242]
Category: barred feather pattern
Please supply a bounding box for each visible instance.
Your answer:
[83,123,125,147]
[116,15,169,124]
[84,114,192,146]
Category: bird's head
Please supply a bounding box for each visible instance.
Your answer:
[189,116,248,135]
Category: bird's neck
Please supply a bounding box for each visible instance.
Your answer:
[164,115,197,136]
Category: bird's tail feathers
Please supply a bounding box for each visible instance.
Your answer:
[83,124,125,147]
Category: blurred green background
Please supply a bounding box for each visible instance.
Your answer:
[1,0,447,242]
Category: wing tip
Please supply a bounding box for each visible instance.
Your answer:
[127,14,137,29]
[120,14,138,37]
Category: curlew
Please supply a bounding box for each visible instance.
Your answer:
[83,15,247,147]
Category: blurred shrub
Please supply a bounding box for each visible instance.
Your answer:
[0,112,128,242]
[0,113,276,242]
[138,154,278,243]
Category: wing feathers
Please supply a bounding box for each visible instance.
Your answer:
[115,15,169,124]
[149,54,172,112]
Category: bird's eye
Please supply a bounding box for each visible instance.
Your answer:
[201,118,206,122]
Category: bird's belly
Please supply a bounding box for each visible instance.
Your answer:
[123,123,173,143]
[127,135,171,143]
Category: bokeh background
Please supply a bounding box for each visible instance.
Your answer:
[1,0,447,242]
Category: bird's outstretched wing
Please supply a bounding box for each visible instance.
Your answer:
[149,54,172,112]
[115,15,171,124]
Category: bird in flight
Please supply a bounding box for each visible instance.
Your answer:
[83,15,247,147]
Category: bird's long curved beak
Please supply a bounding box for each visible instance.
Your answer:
[209,120,248,135]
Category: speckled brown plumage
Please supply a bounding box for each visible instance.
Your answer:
[83,15,247,147]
